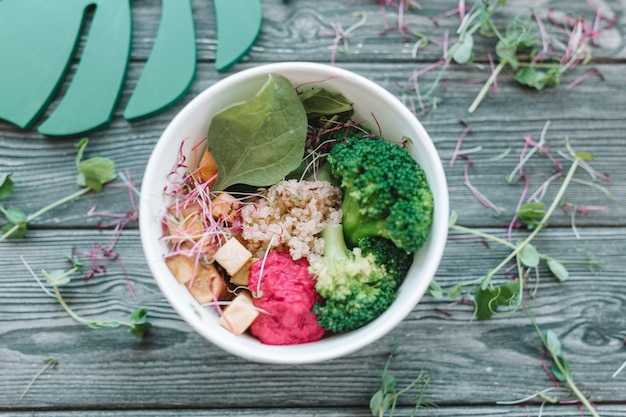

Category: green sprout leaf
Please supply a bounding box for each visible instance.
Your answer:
[452,34,474,64]
[547,258,569,282]
[514,67,560,90]
[75,138,117,192]
[516,201,545,227]
[128,308,152,337]
[544,330,562,355]
[4,206,27,225]
[518,242,540,268]
[474,280,520,320]
[41,269,72,287]
[575,151,595,161]
[0,173,14,199]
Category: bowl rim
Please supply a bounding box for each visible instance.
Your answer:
[139,61,449,364]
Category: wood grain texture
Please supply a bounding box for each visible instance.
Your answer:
[1,229,624,409]
[1,0,625,415]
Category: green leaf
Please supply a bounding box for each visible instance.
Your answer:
[447,285,462,300]
[208,73,308,191]
[514,67,560,90]
[0,173,14,200]
[544,330,562,355]
[41,269,72,287]
[381,374,396,393]
[516,201,545,226]
[2,222,27,238]
[575,151,595,161]
[452,34,474,64]
[128,308,152,337]
[75,139,117,192]
[65,254,84,270]
[547,258,569,282]
[518,243,540,268]
[369,389,384,416]
[495,39,518,68]
[298,87,353,120]
[428,280,444,300]
[77,157,117,192]
[4,206,26,225]
[474,280,520,320]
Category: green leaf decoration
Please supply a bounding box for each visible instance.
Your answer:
[123,0,196,120]
[208,73,308,191]
[0,173,14,200]
[0,0,260,135]
[214,0,262,72]
[547,258,569,282]
[518,242,540,268]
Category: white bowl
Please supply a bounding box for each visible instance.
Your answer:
[139,62,449,364]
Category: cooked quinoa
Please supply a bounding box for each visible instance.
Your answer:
[241,179,343,262]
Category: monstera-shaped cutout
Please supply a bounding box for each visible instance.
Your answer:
[0,0,262,136]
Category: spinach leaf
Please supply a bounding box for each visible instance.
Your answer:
[208,73,307,191]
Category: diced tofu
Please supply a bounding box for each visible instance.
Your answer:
[194,147,218,185]
[213,237,252,276]
[166,203,204,244]
[188,263,228,304]
[229,258,254,286]
[165,254,197,284]
[219,292,259,336]
[210,192,241,223]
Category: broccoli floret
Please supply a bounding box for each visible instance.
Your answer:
[359,236,413,283]
[327,136,434,253]
[310,224,402,333]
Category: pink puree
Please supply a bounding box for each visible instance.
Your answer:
[248,251,325,345]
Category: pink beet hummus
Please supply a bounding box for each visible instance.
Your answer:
[248,251,325,345]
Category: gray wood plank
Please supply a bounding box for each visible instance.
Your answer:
[4,406,626,417]
[1,228,624,409]
[124,0,626,62]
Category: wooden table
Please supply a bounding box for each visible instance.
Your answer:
[2,1,625,415]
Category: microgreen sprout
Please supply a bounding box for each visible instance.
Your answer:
[18,356,58,402]
[445,137,607,319]
[528,312,600,417]
[369,353,432,417]
[20,255,151,337]
[0,139,116,242]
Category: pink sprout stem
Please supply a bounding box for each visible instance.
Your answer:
[450,122,472,166]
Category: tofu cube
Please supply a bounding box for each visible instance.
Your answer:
[229,258,253,287]
[210,192,241,223]
[165,254,197,284]
[188,263,228,304]
[166,204,204,244]
[219,292,259,335]
[213,237,252,276]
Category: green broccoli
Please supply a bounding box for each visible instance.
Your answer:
[310,224,410,333]
[327,136,434,253]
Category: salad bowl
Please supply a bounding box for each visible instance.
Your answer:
[139,62,449,364]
